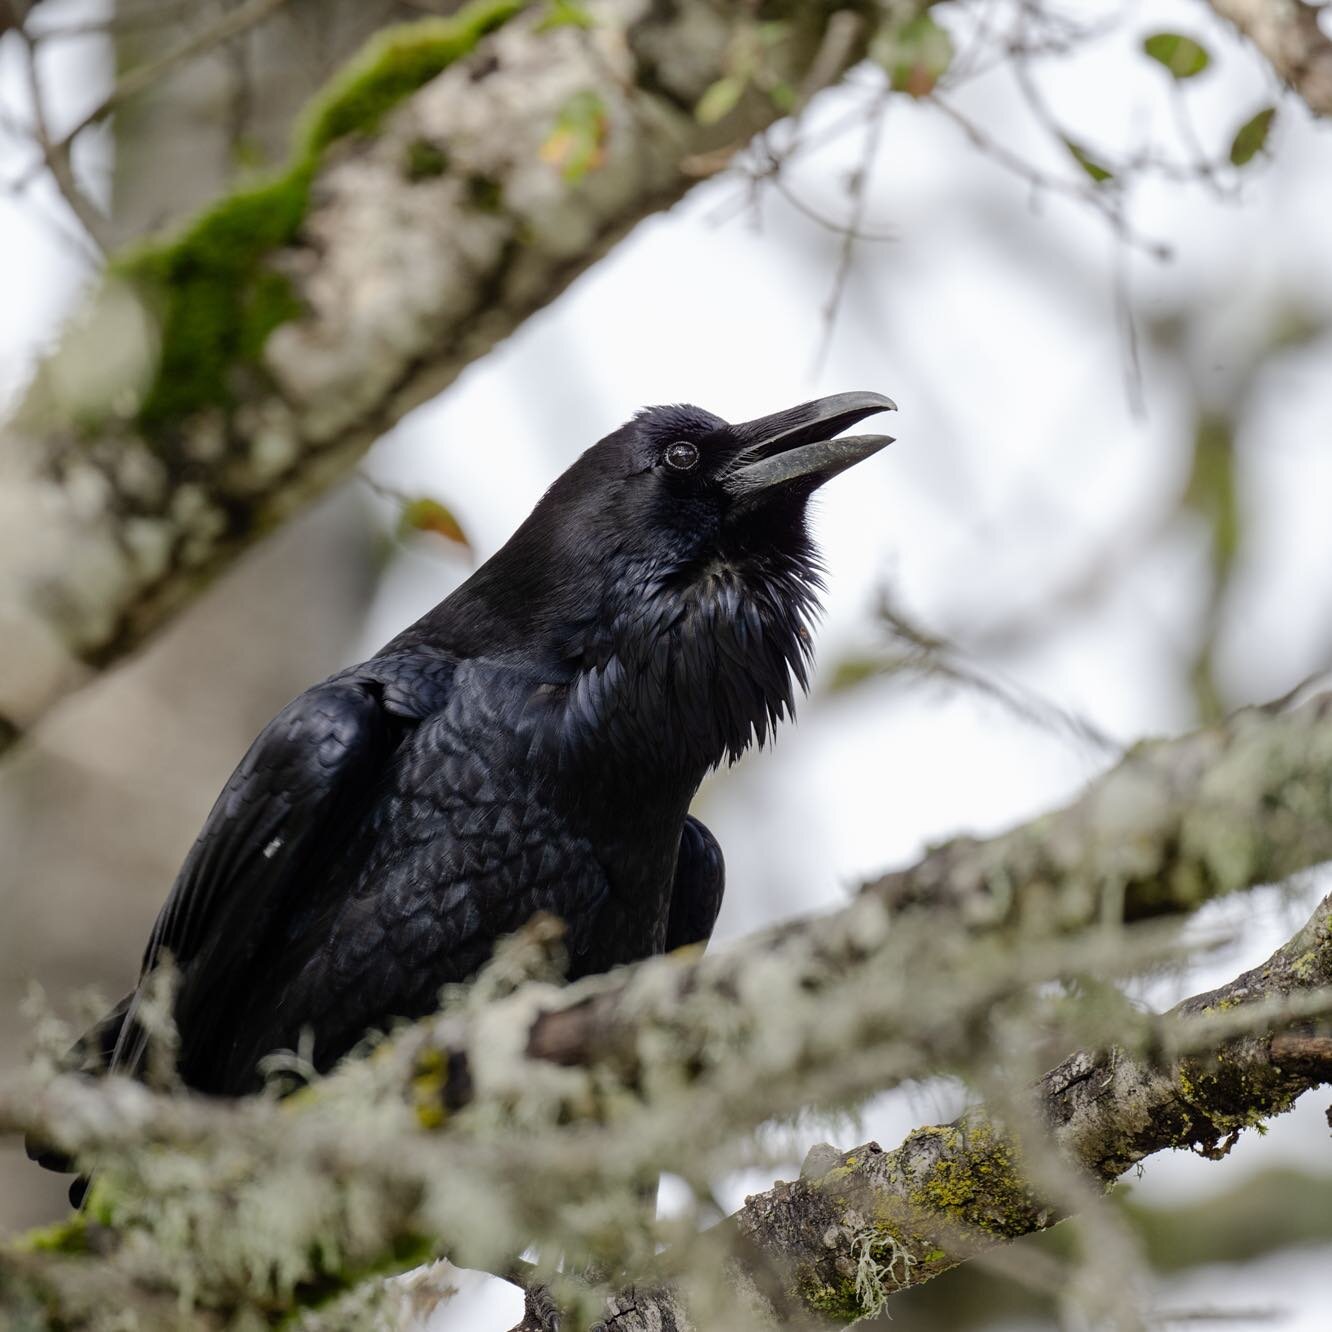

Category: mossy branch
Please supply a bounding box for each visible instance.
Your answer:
[0,0,871,753]
[4,692,1332,1327]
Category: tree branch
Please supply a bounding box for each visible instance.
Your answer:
[4,692,1332,1327]
[1205,0,1332,116]
[869,687,1332,930]
[0,0,869,754]
[728,892,1332,1322]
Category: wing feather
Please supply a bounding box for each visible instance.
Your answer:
[112,677,405,1076]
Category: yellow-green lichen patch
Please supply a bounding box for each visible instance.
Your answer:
[117,0,526,437]
[1290,945,1324,983]
[1174,1052,1300,1149]
[904,1119,1039,1239]
[411,1047,449,1130]
[815,1163,857,1189]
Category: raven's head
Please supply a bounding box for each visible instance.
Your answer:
[440,391,895,773]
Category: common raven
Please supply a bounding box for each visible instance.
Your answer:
[31,391,894,1198]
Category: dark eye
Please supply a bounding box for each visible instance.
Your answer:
[665,441,699,471]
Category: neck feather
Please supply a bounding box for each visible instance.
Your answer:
[557,548,823,776]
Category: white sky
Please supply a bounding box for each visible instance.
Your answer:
[3,1,1331,1327]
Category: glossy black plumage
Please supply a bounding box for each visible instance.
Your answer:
[31,392,894,1198]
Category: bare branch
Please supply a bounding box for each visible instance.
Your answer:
[5,13,110,255]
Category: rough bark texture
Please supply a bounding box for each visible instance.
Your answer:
[0,0,870,753]
[725,896,1332,1322]
[3,691,1332,1328]
[1206,0,1332,115]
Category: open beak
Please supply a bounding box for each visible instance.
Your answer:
[722,390,897,500]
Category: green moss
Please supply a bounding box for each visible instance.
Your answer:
[116,0,526,436]
[118,171,312,429]
[299,0,523,157]
[279,1231,438,1327]
[797,1266,863,1322]
[12,1214,89,1255]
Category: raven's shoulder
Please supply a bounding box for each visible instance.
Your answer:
[338,649,457,721]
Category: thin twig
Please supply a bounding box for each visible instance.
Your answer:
[38,0,291,162]
[813,87,891,372]
[9,13,110,255]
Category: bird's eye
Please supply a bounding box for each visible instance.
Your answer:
[665,441,699,471]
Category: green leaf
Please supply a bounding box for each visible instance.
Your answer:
[535,0,594,31]
[1229,106,1276,166]
[872,14,954,98]
[1142,32,1211,80]
[1063,138,1114,183]
[695,75,745,126]
[539,90,609,181]
[768,80,796,114]
[398,498,470,550]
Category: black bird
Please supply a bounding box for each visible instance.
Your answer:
[31,391,894,1196]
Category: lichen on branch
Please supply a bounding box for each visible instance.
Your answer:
[4,693,1332,1329]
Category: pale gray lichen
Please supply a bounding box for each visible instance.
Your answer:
[851,1227,915,1319]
